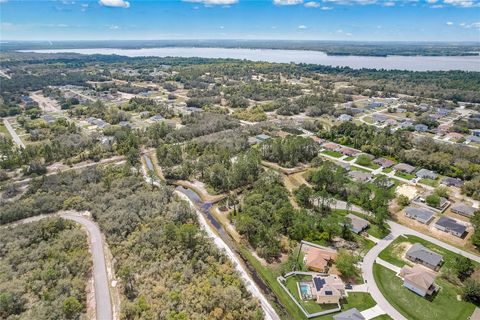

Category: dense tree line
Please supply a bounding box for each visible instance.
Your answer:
[261,136,319,168]
[0,218,90,320]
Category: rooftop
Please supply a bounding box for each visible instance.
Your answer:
[435,217,467,235]
[406,243,443,267]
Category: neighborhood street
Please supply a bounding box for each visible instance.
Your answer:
[3,118,25,148]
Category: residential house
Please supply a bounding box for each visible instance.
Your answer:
[348,171,373,183]
[473,129,480,137]
[405,207,435,224]
[346,214,370,234]
[305,247,338,274]
[415,124,429,132]
[399,264,438,297]
[385,118,398,126]
[372,114,388,123]
[337,114,353,122]
[333,308,365,320]
[312,275,346,304]
[374,158,395,168]
[339,147,358,157]
[434,217,467,238]
[323,142,341,152]
[396,107,407,113]
[375,177,394,188]
[256,134,270,142]
[451,202,476,218]
[405,243,443,271]
[399,121,414,129]
[446,132,464,142]
[466,135,480,143]
[150,114,164,122]
[441,177,464,187]
[367,101,384,109]
[416,169,438,180]
[43,114,55,124]
[394,163,416,174]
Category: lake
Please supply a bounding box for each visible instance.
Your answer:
[21,47,480,72]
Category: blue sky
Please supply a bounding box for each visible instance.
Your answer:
[1,0,479,41]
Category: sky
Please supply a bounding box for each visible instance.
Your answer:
[0,0,479,41]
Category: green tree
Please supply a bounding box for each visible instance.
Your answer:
[336,249,359,278]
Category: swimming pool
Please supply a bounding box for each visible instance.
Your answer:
[298,282,311,300]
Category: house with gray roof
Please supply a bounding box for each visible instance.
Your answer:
[415,124,429,132]
[434,217,467,238]
[337,114,353,122]
[394,163,416,174]
[374,158,395,168]
[441,177,464,187]
[405,207,435,224]
[333,308,365,320]
[256,134,271,141]
[451,202,476,218]
[406,243,443,271]
[348,171,373,183]
[372,114,388,123]
[345,214,370,234]
[416,169,438,180]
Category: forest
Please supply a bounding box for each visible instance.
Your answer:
[0,218,90,320]
[0,165,262,319]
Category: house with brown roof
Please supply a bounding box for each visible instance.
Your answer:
[323,142,341,151]
[399,264,438,297]
[305,247,338,274]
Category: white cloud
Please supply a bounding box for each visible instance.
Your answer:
[383,1,395,6]
[431,4,444,7]
[99,0,130,8]
[321,5,333,9]
[426,0,438,3]
[109,25,120,30]
[0,0,9,3]
[273,0,303,5]
[461,21,480,28]
[304,1,320,7]
[446,21,454,25]
[322,0,377,5]
[0,22,14,30]
[443,0,480,7]
[298,25,307,29]
[220,25,224,29]
[184,0,238,5]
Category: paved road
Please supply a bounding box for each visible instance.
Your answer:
[63,214,113,320]
[2,213,114,320]
[3,118,25,148]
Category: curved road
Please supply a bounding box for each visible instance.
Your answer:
[2,213,113,320]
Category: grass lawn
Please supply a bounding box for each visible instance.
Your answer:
[420,178,439,187]
[371,315,393,320]
[351,166,371,173]
[383,167,393,174]
[395,171,416,180]
[373,264,475,320]
[322,150,343,158]
[340,292,376,311]
[0,123,12,140]
[355,159,381,170]
[344,156,355,161]
[378,235,479,270]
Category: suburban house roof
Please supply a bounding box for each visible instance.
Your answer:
[339,147,358,156]
[348,171,373,183]
[256,134,270,141]
[323,142,341,151]
[441,177,464,187]
[400,264,437,293]
[416,168,438,179]
[406,243,443,268]
[372,114,388,122]
[405,207,435,223]
[338,114,353,121]
[415,124,429,132]
[333,308,365,320]
[394,163,416,173]
[313,274,345,297]
[451,202,476,217]
[374,158,395,168]
[305,247,337,272]
[346,214,370,234]
[435,217,467,235]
